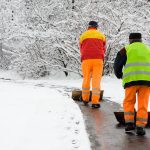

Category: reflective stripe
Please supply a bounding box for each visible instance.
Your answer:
[123,71,150,78]
[124,62,150,68]
[124,112,135,115]
[136,124,145,127]
[136,118,147,122]
[92,88,99,91]
[92,88,100,96]
[92,92,100,96]
[93,91,100,94]
[82,92,90,95]
[125,119,134,123]
[82,87,90,90]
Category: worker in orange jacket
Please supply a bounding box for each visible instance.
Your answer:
[79,21,106,108]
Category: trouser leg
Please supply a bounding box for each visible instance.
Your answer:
[91,59,103,104]
[81,60,91,101]
[123,86,137,124]
[136,86,150,127]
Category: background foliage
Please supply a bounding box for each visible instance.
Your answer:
[0,0,150,78]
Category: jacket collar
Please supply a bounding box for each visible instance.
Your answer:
[88,27,97,30]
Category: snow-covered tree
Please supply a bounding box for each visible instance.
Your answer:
[1,0,150,78]
[79,0,150,74]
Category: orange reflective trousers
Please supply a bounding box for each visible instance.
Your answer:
[123,86,150,127]
[81,59,103,104]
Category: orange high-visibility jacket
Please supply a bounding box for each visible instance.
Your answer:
[79,28,106,61]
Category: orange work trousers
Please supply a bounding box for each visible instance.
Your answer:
[123,86,150,127]
[81,59,103,104]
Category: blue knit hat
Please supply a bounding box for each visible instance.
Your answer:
[88,21,98,28]
[129,33,142,39]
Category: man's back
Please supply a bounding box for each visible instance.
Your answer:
[80,21,106,109]
[80,28,106,61]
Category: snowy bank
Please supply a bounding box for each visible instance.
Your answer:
[0,80,91,150]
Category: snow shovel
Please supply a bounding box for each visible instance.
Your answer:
[72,89,104,101]
[114,111,150,126]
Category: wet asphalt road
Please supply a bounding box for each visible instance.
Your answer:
[76,100,150,150]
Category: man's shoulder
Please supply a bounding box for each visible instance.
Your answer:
[96,30,106,40]
[80,30,89,38]
[80,29,106,41]
[119,47,126,56]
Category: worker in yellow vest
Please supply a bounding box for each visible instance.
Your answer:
[114,33,150,135]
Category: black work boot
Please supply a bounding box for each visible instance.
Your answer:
[83,101,89,106]
[91,104,100,109]
[136,127,146,136]
[125,123,135,133]
[79,96,83,102]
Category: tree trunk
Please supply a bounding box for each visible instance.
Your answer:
[0,41,3,59]
[72,0,75,9]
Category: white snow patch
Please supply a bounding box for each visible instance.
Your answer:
[0,80,91,150]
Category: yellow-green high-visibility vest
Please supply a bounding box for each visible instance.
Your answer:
[123,42,150,86]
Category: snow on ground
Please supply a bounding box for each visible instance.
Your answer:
[0,71,149,150]
[0,79,91,150]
